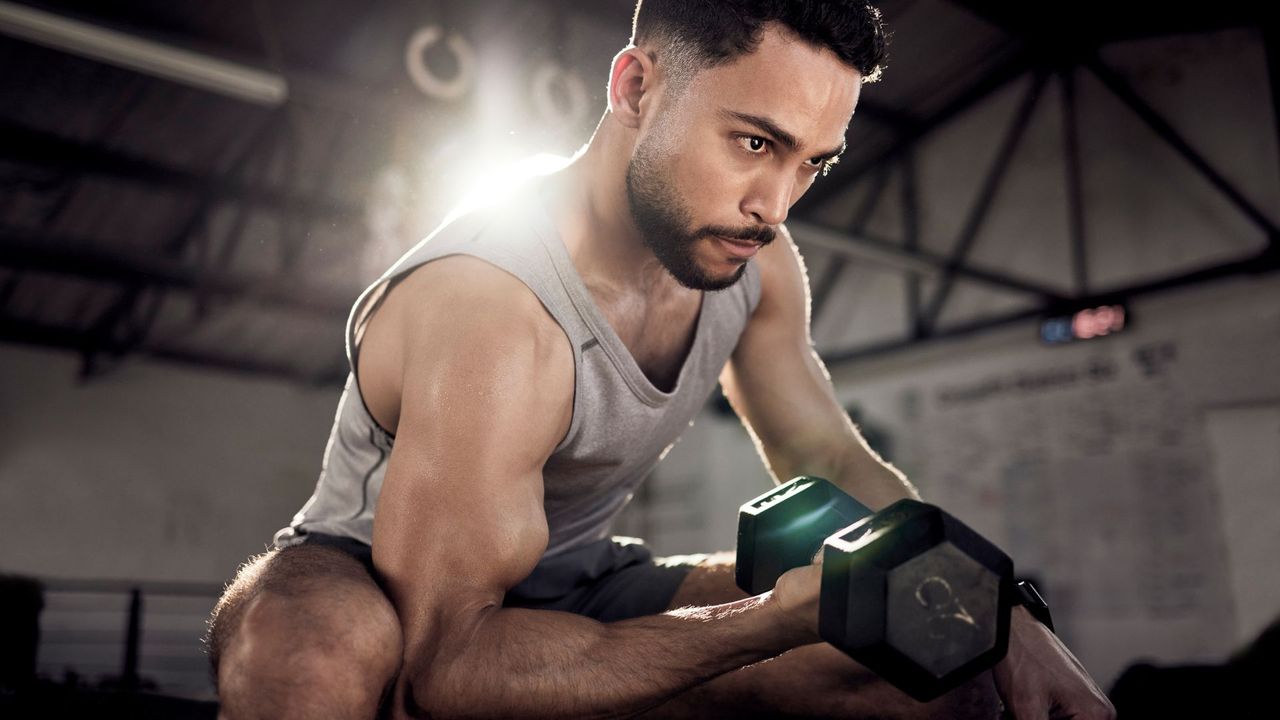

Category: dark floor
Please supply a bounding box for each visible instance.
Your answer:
[0,683,218,720]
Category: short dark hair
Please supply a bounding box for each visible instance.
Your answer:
[630,0,889,88]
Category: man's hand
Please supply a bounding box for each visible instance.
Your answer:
[994,608,1115,719]
[769,555,825,645]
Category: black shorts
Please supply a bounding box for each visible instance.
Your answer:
[292,532,701,622]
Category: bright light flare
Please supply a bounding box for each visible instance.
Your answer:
[446,151,574,222]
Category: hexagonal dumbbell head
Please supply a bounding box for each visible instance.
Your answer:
[818,499,1015,702]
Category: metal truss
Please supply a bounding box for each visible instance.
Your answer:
[917,69,1050,334]
[1,1,1277,383]
[0,120,358,221]
[0,4,380,380]
[0,226,350,315]
[803,4,1280,366]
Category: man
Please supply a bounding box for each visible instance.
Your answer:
[208,2,1115,718]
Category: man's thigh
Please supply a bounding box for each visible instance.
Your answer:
[646,552,1002,720]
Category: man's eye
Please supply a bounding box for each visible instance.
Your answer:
[740,136,769,153]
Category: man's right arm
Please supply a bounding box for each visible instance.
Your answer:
[369,258,820,720]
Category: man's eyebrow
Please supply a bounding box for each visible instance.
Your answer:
[720,109,846,161]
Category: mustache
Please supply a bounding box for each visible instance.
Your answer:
[701,224,776,245]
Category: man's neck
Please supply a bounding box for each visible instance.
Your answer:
[547,122,683,298]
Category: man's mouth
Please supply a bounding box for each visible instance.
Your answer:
[714,235,763,259]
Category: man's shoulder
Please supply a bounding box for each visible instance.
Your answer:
[390,255,561,339]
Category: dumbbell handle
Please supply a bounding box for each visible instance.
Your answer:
[736,476,874,595]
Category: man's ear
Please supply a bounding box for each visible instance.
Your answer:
[608,46,655,129]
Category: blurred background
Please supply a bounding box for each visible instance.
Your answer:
[0,0,1276,716]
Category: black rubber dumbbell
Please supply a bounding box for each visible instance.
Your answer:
[736,476,1015,701]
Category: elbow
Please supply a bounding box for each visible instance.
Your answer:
[395,662,469,720]
[392,604,498,720]
[395,677,432,720]
[391,646,444,720]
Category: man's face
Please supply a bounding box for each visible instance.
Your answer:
[625,25,861,291]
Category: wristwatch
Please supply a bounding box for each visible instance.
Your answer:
[1013,580,1054,633]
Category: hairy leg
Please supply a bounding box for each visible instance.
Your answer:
[635,552,1002,720]
[208,545,404,720]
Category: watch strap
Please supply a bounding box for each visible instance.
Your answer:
[1014,580,1055,633]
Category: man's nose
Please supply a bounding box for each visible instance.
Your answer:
[743,174,793,227]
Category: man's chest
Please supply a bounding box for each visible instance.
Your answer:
[594,288,703,392]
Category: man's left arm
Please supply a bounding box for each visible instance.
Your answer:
[721,226,1115,720]
[719,225,911,508]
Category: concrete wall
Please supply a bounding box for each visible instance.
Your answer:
[0,346,339,584]
[824,273,1280,687]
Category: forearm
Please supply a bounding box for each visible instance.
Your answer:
[403,591,804,720]
[827,449,920,510]
[766,429,920,510]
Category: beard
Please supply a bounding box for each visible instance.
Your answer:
[625,136,774,292]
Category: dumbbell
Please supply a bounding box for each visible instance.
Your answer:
[736,476,1015,701]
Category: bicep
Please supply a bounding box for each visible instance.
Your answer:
[369,262,574,655]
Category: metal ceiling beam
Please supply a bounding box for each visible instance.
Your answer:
[809,0,1268,224]
[951,0,1264,47]
[76,111,288,375]
[826,304,1044,366]
[1084,53,1280,240]
[39,70,149,227]
[79,285,164,378]
[825,244,1280,366]
[0,227,353,317]
[900,151,924,339]
[0,120,360,221]
[920,70,1050,333]
[166,111,288,255]
[795,45,1037,215]
[1267,22,1280,204]
[808,165,892,322]
[1060,68,1090,296]
[787,220,1070,302]
[958,0,1280,257]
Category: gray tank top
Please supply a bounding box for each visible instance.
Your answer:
[273,179,762,558]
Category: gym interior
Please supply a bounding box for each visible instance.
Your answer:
[0,0,1276,717]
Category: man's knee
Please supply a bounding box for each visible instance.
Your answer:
[208,547,404,718]
[218,589,403,717]
[207,550,274,679]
